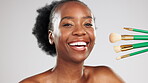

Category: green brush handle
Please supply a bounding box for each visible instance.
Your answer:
[133,42,148,48]
[134,35,148,40]
[133,28,148,34]
[130,48,148,56]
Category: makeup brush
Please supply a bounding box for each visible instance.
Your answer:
[123,27,148,34]
[116,48,148,60]
[114,42,148,53]
[109,33,148,43]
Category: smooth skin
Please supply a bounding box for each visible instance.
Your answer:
[20,1,124,83]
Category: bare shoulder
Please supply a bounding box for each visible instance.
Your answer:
[19,75,40,83]
[84,66,124,83]
[19,69,53,83]
[19,78,38,83]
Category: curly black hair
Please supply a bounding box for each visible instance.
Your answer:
[32,0,88,56]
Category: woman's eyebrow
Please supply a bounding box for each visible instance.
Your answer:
[82,16,92,19]
[61,16,93,22]
[61,16,74,21]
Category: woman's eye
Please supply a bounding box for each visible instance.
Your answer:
[63,23,73,27]
[84,23,93,27]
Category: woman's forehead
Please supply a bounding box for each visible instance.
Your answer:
[51,1,95,28]
[54,1,92,19]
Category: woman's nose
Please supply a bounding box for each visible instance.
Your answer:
[72,26,86,36]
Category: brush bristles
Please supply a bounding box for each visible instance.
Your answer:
[116,54,130,60]
[109,33,121,43]
[116,56,122,60]
[123,27,133,31]
[114,46,121,53]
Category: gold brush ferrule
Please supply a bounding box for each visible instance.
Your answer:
[120,45,133,51]
[121,35,134,40]
[123,27,133,31]
[120,54,130,59]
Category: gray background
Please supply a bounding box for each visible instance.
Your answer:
[0,0,148,83]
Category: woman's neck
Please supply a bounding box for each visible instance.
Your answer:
[52,56,86,82]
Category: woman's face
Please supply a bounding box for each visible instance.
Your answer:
[50,1,96,62]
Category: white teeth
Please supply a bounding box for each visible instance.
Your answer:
[69,42,87,46]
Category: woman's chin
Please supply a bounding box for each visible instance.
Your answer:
[69,53,89,63]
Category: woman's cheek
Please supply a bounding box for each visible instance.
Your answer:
[88,29,96,43]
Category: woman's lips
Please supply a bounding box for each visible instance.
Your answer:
[70,45,87,51]
[68,42,88,51]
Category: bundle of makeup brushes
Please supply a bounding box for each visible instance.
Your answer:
[109,27,148,60]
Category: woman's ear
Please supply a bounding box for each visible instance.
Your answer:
[48,30,54,45]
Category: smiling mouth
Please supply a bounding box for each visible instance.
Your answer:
[68,42,89,51]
